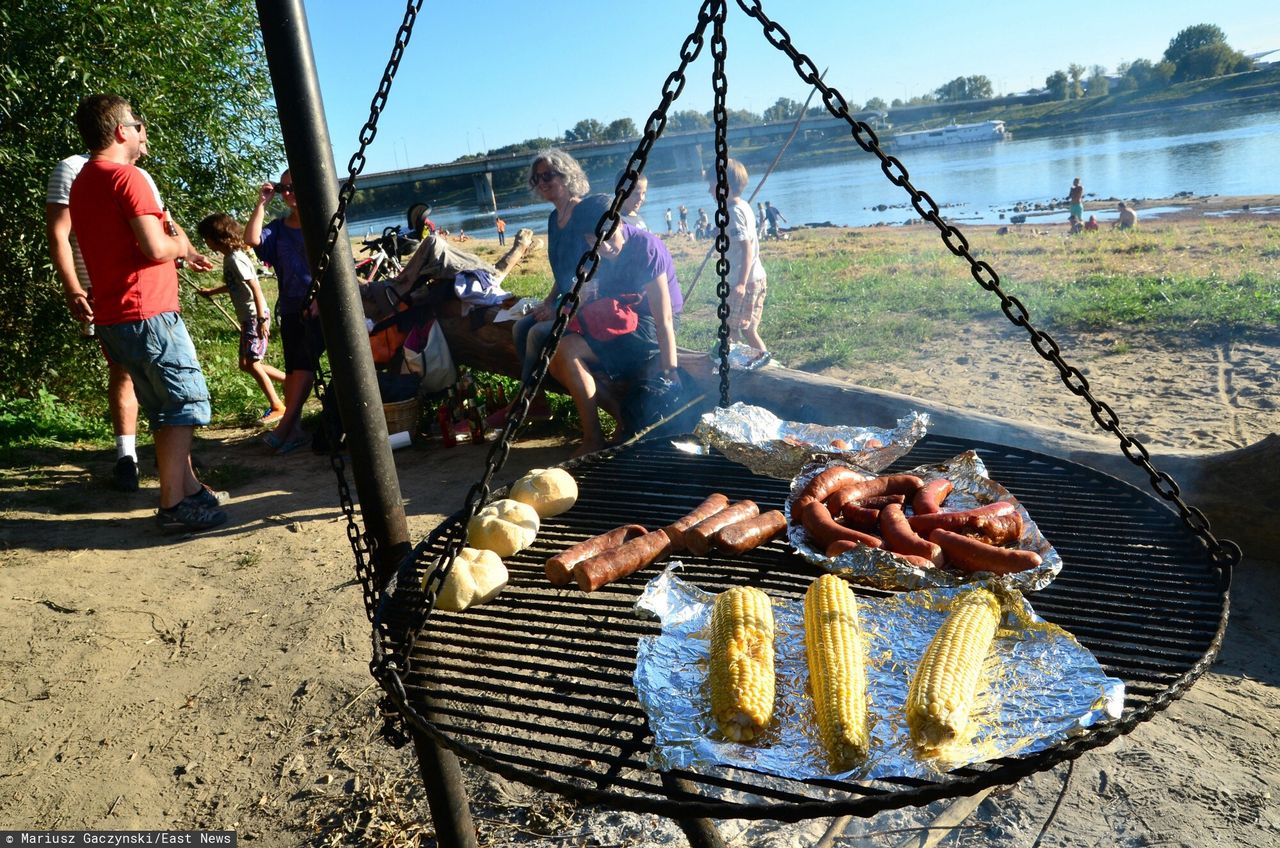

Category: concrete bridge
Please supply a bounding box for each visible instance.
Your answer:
[356,112,888,204]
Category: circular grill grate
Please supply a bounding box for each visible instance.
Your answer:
[378,435,1227,820]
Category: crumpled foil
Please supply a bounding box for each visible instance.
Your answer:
[690,402,930,479]
[634,567,1124,781]
[709,342,773,372]
[787,451,1062,592]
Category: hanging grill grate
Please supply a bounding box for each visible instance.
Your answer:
[376,435,1229,821]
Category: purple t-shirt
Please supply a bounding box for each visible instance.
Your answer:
[596,223,683,315]
[253,217,312,307]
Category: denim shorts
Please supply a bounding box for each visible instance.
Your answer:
[97,312,211,429]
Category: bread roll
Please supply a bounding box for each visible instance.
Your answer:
[510,467,578,517]
[430,547,509,611]
[467,548,509,603]
[467,498,540,557]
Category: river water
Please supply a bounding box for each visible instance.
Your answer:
[350,110,1280,240]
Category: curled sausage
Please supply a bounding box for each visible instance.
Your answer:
[686,500,760,556]
[546,524,647,586]
[714,510,786,554]
[858,493,906,510]
[662,493,730,551]
[907,501,1016,537]
[911,478,954,516]
[575,530,674,592]
[799,499,882,551]
[878,503,943,566]
[797,466,860,505]
[838,502,881,532]
[959,511,1024,546]
[930,528,1043,575]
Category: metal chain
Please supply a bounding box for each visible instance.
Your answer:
[383,1,721,682]
[289,0,425,630]
[710,1,732,408]
[734,0,1240,575]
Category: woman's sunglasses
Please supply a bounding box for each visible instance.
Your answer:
[530,171,562,186]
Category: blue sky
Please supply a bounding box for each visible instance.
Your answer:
[300,1,1280,174]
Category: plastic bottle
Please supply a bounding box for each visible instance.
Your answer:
[437,402,455,448]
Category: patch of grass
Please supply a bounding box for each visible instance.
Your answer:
[0,388,113,454]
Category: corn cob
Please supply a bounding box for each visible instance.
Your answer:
[803,574,869,769]
[906,588,1001,750]
[708,586,776,742]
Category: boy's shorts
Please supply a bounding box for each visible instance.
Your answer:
[240,318,269,362]
[727,273,768,330]
[97,312,211,429]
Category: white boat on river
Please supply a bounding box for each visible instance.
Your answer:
[891,119,1009,150]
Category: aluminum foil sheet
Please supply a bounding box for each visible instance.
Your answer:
[709,342,773,372]
[634,566,1124,781]
[787,451,1063,592]
[691,402,930,479]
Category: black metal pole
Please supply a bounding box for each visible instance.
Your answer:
[254,0,408,584]
[255,4,477,846]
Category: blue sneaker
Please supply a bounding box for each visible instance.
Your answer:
[156,495,227,533]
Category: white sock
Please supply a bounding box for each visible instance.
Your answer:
[117,435,137,461]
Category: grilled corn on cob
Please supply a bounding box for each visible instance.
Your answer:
[906,588,1001,749]
[803,574,869,770]
[708,585,776,742]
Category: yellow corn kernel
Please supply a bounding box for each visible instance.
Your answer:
[708,585,776,742]
[906,588,1001,750]
[804,574,869,770]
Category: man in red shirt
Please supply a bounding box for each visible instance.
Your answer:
[69,94,226,532]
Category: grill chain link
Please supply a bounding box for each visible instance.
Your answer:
[732,0,1240,577]
[391,1,722,680]
[711,1,732,408]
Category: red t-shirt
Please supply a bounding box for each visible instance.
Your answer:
[69,159,178,325]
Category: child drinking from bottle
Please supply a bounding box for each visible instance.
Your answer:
[195,213,286,424]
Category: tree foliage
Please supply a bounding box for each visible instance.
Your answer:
[0,0,280,404]
[1086,65,1110,97]
[1163,24,1250,82]
[666,110,710,133]
[762,97,802,123]
[1067,64,1086,99]
[1045,70,1070,100]
[605,118,638,141]
[565,119,608,143]
[934,75,993,102]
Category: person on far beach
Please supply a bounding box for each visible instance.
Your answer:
[710,159,768,353]
[495,216,506,246]
[1084,215,1099,231]
[678,204,689,235]
[619,170,649,231]
[195,213,286,426]
[764,201,787,239]
[664,207,673,234]
[1068,177,1085,222]
[1115,202,1137,230]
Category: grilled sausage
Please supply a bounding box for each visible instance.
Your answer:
[857,493,906,509]
[797,466,861,505]
[714,510,787,554]
[799,499,882,551]
[838,502,881,532]
[575,530,675,592]
[930,528,1043,575]
[958,511,1024,546]
[911,478,954,516]
[878,503,944,566]
[662,493,730,551]
[546,524,647,586]
[686,500,760,556]
[907,502,1017,537]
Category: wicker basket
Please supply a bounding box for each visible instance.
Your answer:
[382,397,420,434]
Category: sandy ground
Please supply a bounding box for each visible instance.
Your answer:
[3,213,1279,846]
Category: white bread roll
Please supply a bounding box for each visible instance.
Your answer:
[510,467,579,517]
[466,548,509,604]
[430,547,509,612]
[433,555,478,612]
[467,498,540,557]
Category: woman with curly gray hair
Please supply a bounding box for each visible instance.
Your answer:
[510,148,610,392]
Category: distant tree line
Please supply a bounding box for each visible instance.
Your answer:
[448,23,1256,165]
